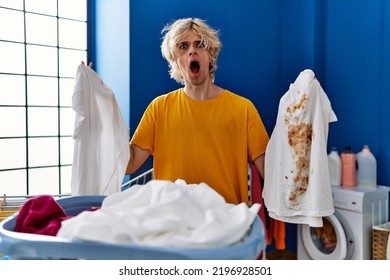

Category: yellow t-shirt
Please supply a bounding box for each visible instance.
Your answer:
[131,88,269,204]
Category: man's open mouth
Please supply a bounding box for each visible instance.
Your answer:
[190,61,200,74]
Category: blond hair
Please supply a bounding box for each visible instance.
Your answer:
[161,18,222,84]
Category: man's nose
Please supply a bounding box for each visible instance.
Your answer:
[189,44,197,55]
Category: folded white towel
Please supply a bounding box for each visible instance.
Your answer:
[57,180,260,248]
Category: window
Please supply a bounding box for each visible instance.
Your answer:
[0,0,88,196]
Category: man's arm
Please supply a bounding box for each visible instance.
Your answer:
[253,154,265,180]
[126,144,151,175]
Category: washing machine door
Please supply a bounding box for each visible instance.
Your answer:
[300,212,354,260]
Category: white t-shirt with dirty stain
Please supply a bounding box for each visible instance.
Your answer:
[263,69,337,227]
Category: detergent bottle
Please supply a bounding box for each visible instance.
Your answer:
[341,146,356,187]
[328,147,341,186]
[356,145,377,188]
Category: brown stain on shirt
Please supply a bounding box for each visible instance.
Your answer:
[285,93,312,206]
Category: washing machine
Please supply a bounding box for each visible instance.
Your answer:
[297,185,389,260]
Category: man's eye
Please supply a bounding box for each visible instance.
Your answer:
[179,44,188,49]
[197,42,205,48]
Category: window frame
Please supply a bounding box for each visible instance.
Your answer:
[0,0,90,197]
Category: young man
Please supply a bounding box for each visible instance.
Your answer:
[127,18,269,204]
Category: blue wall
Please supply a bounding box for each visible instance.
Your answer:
[92,0,390,255]
[323,1,390,187]
[91,0,130,126]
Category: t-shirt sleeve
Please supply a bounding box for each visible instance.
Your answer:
[130,99,158,154]
[247,102,269,163]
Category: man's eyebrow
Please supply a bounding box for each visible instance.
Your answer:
[178,39,202,44]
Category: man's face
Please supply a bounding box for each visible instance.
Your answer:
[175,31,211,86]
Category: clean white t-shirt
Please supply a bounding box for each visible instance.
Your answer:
[263,69,337,227]
[71,64,130,195]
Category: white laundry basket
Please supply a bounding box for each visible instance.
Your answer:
[0,195,265,260]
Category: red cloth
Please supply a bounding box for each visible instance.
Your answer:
[14,195,70,236]
[249,164,267,259]
[250,164,267,229]
[249,164,286,258]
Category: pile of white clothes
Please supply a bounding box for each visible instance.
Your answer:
[57,180,260,248]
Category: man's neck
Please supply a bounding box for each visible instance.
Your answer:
[184,82,222,100]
